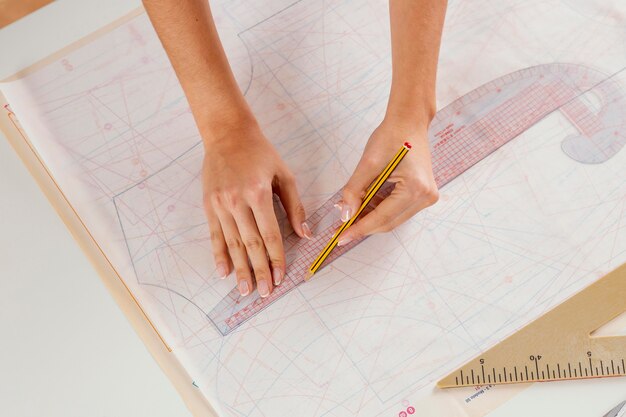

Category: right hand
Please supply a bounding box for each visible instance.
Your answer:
[202,120,311,298]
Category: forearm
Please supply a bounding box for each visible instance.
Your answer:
[386,0,447,127]
[143,0,254,141]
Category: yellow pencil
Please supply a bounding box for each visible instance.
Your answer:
[305,141,412,280]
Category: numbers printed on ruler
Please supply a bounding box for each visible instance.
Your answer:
[453,352,626,386]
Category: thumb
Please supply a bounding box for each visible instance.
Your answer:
[341,159,378,222]
[276,170,310,239]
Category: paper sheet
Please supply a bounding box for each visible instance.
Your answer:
[2,1,626,416]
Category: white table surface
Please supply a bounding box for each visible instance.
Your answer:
[0,1,623,417]
[0,2,192,416]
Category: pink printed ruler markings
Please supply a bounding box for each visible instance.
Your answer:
[208,64,626,335]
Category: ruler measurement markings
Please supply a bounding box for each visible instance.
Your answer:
[534,357,539,378]
[451,356,626,386]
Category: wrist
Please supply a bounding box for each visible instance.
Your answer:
[382,106,432,137]
[385,85,436,130]
[196,104,260,145]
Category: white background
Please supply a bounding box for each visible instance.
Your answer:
[0,1,623,416]
[0,1,192,416]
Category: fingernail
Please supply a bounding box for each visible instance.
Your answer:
[273,268,283,286]
[337,236,352,247]
[257,280,270,298]
[334,202,343,212]
[341,205,352,222]
[216,263,227,279]
[238,280,249,296]
[301,222,312,240]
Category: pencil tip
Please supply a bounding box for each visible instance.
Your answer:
[304,270,315,281]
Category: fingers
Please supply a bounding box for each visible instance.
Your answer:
[341,157,380,222]
[251,191,286,287]
[211,193,281,298]
[337,182,439,246]
[276,170,311,239]
[203,203,231,279]
[208,169,302,298]
[214,207,255,297]
[232,207,273,298]
[337,191,411,246]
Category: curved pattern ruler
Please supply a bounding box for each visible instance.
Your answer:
[208,63,626,336]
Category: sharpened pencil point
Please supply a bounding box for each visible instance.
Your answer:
[304,270,315,281]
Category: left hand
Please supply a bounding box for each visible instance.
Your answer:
[336,118,439,246]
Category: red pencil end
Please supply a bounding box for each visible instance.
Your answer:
[403,141,412,149]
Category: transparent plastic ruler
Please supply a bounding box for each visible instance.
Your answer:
[208,63,626,336]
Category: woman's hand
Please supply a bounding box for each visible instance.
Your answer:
[335,0,447,244]
[202,120,311,297]
[336,118,438,245]
[144,0,310,298]
[333,0,447,244]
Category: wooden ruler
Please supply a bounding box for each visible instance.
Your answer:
[437,263,626,387]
